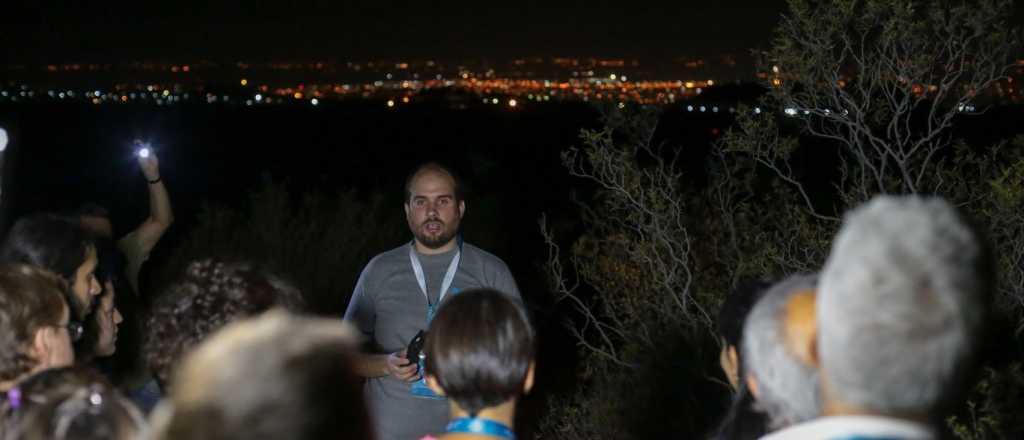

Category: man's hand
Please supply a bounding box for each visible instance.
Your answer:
[386,349,420,382]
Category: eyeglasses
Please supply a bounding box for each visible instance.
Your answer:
[61,321,84,342]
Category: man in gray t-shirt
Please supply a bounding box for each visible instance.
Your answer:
[344,163,520,440]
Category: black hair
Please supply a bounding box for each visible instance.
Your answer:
[423,289,533,416]
[716,279,771,348]
[144,259,307,387]
[707,279,772,440]
[708,383,770,440]
[0,213,95,319]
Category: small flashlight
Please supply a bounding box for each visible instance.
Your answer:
[133,139,151,158]
[0,127,8,152]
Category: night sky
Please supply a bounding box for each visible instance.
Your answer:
[2,1,792,63]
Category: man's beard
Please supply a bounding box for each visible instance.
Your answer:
[413,219,459,250]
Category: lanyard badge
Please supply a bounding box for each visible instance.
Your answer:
[408,239,462,399]
[446,417,516,439]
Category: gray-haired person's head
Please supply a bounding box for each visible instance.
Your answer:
[742,273,821,429]
[817,195,990,416]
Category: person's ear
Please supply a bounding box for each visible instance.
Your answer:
[425,374,447,397]
[404,202,411,217]
[31,327,53,369]
[727,346,739,371]
[523,361,536,394]
[746,373,760,400]
[458,199,466,218]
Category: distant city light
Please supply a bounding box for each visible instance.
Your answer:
[699,106,706,112]
[241,79,248,86]
[785,108,798,116]
[387,99,395,107]
[754,107,762,114]
[610,74,617,80]
[293,92,303,99]
[772,65,780,73]
[491,98,499,104]
[687,105,694,112]
[508,99,517,107]
[311,98,319,106]
[162,90,170,97]
[255,94,263,102]
[621,75,628,81]
[707,80,715,86]
[0,127,8,151]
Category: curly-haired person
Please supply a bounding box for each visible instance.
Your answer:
[144,258,306,389]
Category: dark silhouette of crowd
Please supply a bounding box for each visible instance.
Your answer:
[0,154,994,440]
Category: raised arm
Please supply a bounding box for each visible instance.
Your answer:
[130,148,174,254]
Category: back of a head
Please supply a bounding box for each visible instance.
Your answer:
[0,264,69,384]
[423,288,534,416]
[741,274,821,429]
[0,214,91,283]
[818,195,990,416]
[150,310,370,440]
[1,366,147,440]
[144,259,306,387]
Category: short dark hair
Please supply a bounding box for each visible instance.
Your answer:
[0,264,69,382]
[404,162,464,202]
[716,278,771,348]
[0,366,145,440]
[0,213,95,319]
[152,311,371,440]
[144,259,306,386]
[424,289,534,415]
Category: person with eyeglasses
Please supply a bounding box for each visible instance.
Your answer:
[0,264,78,394]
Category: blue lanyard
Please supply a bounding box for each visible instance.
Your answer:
[831,436,905,440]
[409,237,463,323]
[446,417,516,440]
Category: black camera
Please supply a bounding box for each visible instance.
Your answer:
[404,330,426,368]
